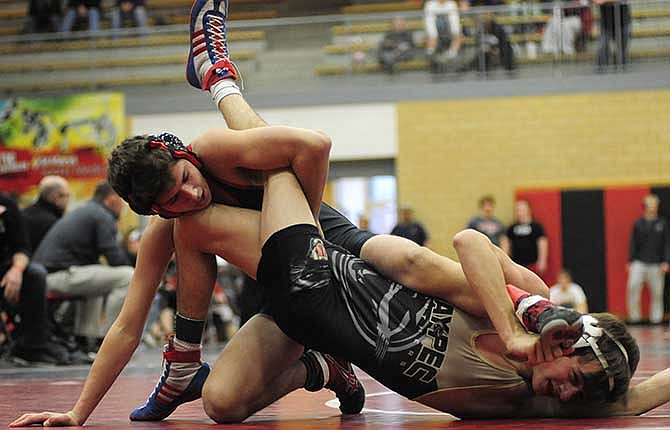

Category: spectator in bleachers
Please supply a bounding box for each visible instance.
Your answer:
[626,194,669,324]
[549,269,589,313]
[22,176,70,253]
[508,0,551,59]
[502,199,548,277]
[541,0,586,56]
[466,195,506,246]
[60,0,101,34]
[478,15,516,71]
[459,2,515,72]
[424,0,464,67]
[378,16,416,74]
[110,0,148,37]
[391,206,430,247]
[0,192,70,364]
[24,0,62,34]
[595,0,631,70]
[33,181,133,350]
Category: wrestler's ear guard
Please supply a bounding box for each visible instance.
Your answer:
[147,133,203,169]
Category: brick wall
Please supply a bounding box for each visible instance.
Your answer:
[396,89,670,257]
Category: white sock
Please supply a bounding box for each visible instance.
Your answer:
[210,78,241,108]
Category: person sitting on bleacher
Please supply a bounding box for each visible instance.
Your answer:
[24,0,62,34]
[424,0,464,72]
[110,0,148,37]
[378,16,416,74]
[542,0,589,56]
[0,192,70,365]
[60,0,101,34]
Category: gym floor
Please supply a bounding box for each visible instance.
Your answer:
[1,325,668,429]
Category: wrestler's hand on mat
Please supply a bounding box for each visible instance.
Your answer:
[9,410,80,427]
[505,332,565,365]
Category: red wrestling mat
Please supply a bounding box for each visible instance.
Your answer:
[2,326,669,430]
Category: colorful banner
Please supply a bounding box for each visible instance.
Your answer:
[0,93,125,195]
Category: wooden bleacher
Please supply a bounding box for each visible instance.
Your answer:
[324,27,670,56]
[317,1,670,77]
[0,75,187,93]
[0,50,256,74]
[0,30,266,55]
[314,47,670,76]
[342,1,422,15]
[166,9,279,24]
[150,0,281,23]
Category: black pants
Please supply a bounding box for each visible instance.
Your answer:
[0,262,49,347]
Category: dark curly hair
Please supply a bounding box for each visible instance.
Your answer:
[107,135,176,216]
[571,313,640,405]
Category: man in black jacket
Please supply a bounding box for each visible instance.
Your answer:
[22,175,70,252]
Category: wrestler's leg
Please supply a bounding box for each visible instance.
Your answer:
[360,233,550,318]
[260,169,316,246]
[175,205,307,422]
[202,314,305,423]
[129,222,220,420]
[182,204,366,417]
[217,93,267,130]
[360,235,484,316]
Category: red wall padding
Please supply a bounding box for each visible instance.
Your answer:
[516,190,563,285]
[604,187,651,317]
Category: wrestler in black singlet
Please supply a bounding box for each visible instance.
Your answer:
[258,224,455,400]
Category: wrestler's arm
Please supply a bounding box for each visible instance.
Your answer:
[194,126,331,220]
[453,229,555,364]
[9,217,175,427]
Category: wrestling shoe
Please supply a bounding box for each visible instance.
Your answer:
[187,0,239,90]
[301,350,365,414]
[520,298,584,350]
[130,336,210,421]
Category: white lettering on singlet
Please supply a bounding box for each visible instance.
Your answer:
[402,302,453,384]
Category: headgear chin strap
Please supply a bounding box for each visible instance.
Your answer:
[146,132,204,218]
[574,315,629,393]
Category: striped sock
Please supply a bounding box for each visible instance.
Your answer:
[156,337,202,402]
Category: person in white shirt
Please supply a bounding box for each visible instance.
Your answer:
[424,0,463,58]
[549,269,588,313]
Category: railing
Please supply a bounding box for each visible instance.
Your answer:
[0,0,667,92]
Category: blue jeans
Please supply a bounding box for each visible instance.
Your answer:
[60,7,100,33]
[110,5,148,37]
